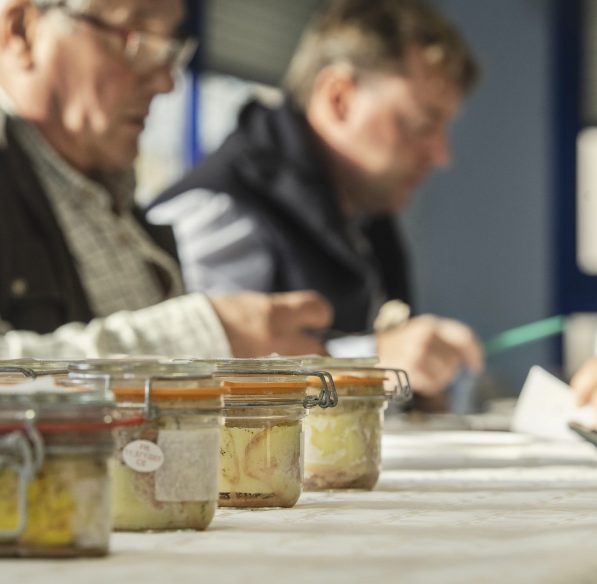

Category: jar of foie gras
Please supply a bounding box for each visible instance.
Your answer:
[69,360,225,531]
[0,375,124,558]
[209,358,337,508]
[301,357,411,491]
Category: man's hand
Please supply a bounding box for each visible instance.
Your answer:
[210,290,333,358]
[376,315,484,396]
[571,357,597,428]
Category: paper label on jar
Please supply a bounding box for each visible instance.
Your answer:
[155,428,220,502]
[72,474,111,549]
[299,430,305,481]
[122,440,164,473]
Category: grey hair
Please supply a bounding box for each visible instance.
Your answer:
[285,0,480,112]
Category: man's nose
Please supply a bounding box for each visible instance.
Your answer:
[143,65,176,97]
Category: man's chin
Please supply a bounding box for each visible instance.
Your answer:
[105,140,140,170]
[94,154,136,175]
[386,186,415,212]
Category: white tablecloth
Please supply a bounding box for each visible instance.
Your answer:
[6,431,597,584]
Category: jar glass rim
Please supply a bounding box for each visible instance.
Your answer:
[69,359,216,381]
[0,358,71,377]
[298,356,379,369]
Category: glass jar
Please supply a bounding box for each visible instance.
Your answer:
[210,358,337,508]
[0,378,119,558]
[301,357,411,491]
[70,360,225,531]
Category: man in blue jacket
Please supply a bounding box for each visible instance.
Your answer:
[149,0,484,396]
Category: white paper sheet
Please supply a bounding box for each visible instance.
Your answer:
[511,366,595,441]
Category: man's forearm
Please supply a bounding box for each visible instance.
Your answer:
[0,293,232,359]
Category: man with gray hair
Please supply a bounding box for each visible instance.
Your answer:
[0,0,332,358]
[149,0,484,396]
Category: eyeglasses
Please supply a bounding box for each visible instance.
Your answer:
[39,3,198,74]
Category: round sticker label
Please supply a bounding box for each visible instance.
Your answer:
[122,440,164,473]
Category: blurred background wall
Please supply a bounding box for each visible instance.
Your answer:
[402,0,555,394]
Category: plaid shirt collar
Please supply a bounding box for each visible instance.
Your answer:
[7,112,136,214]
[1,98,185,316]
[0,89,135,211]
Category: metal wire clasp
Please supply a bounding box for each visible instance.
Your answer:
[143,376,158,420]
[214,369,338,409]
[323,366,412,404]
[384,368,412,403]
[301,370,338,409]
[0,410,44,540]
[0,366,37,379]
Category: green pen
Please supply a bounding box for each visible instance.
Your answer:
[309,314,567,356]
[484,315,566,357]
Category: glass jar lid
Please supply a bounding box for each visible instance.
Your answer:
[0,378,131,469]
[300,356,412,402]
[0,358,72,380]
[69,358,215,379]
[300,356,378,366]
[190,358,338,409]
[112,384,225,420]
[298,356,380,371]
[70,359,223,418]
[210,357,306,373]
[214,358,309,390]
[0,377,120,430]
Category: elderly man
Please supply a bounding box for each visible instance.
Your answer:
[148,0,484,395]
[0,0,332,358]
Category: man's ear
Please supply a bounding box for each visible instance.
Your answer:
[0,0,37,69]
[311,63,357,126]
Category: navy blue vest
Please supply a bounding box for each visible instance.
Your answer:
[152,100,411,333]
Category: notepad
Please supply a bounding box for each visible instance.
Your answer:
[511,366,595,441]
